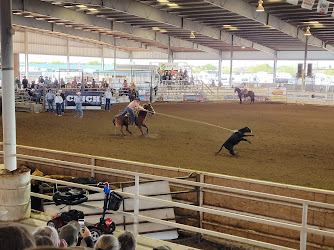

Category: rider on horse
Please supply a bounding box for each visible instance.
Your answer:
[114,98,147,125]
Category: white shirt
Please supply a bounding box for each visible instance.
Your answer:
[55,96,63,104]
[105,91,112,99]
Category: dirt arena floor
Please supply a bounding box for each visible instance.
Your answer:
[5,101,334,191]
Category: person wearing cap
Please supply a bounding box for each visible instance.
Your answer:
[45,89,55,112]
[114,98,146,125]
[59,221,94,248]
[74,91,83,118]
[55,92,63,116]
[104,88,113,111]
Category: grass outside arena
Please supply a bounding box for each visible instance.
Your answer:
[6,101,334,191]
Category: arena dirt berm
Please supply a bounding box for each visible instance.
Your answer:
[7,101,334,191]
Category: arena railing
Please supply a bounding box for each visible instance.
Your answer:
[3,146,333,250]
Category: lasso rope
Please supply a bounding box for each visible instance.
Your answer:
[153,111,236,133]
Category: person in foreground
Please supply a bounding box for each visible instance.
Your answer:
[118,231,136,250]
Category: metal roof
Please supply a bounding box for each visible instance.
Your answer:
[9,0,334,56]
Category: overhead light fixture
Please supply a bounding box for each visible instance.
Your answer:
[87,8,97,11]
[304,26,311,36]
[77,4,87,8]
[160,29,168,33]
[223,24,231,28]
[241,46,245,49]
[230,27,239,31]
[256,0,264,12]
[190,31,195,38]
[157,0,169,3]
[152,27,160,30]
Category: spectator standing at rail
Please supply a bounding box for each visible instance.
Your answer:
[22,76,28,89]
[92,78,96,89]
[44,76,51,86]
[36,84,44,104]
[105,88,112,111]
[55,92,63,116]
[118,231,136,250]
[72,77,78,88]
[59,90,66,112]
[45,89,55,112]
[39,75,45,84]
[74,91,83,118]
[60,78,66,88]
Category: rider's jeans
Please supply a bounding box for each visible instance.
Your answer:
[118,107,135,124]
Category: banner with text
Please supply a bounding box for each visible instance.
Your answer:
[65,91,103,107]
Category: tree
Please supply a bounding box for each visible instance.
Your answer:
[87,61,101,65]
[200,64,217,71]
[277,66,296,75]
[248,64,273,74]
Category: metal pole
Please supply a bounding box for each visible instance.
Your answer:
[24,31,28,78]
[133,174,140,237]
[218,51,222,87]
[101,47,105,71]
[1,0,17,171]
[300,203,308,250]
[167,36,171,63]
[302,36,308,92]
[273,51,277,85]
[229,35,234,87]
[130,51,133,83]
[114,38,116,83]
[66,40,70,72]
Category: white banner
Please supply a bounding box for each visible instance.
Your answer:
[301,0,315,10]
[159,63,179,70]
[286,0,298,5]
[317,0,330,14]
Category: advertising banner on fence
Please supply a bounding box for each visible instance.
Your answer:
[65,91,103,109]
[159,63,179,70]
[268,87,287,102]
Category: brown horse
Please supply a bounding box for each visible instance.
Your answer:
[234,87,255,104]
[113,103,155,136]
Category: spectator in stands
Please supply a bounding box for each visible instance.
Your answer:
[0,223,36,249]
[44,76,51,86]
[36,84,44,104]
[39,76,45,84]
[45,89,55,112]
[104,88,112,111]
[55,92,63,116]
[31,80,36,89]
[32,225,61,247]
[60,78,66,88]
[15,77,21,90]
[59,221,93,248]
[22,76,29,89]
[94,235,119,250]
[33,235,54,247]
[53,78,59,89]
[74,91,83,118]
[72,77,78,88]
[118,231,136,250]
[92,78,96,89]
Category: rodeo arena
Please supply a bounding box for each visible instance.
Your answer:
[2,0,334,250]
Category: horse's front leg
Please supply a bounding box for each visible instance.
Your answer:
[142,124,149,135]
[137,125,144,136]
[239,96,242,104]
[120,125,125,136]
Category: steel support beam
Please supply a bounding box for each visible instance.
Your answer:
[203,0,334,53]
[28,0,273,54]
[1,0,17,171]
[12,0,218,55]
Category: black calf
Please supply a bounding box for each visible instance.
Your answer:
[215,127,253,156]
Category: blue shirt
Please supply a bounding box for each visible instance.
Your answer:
[74,95,83,104]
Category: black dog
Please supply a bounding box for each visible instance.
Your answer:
[215,127,253,156]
